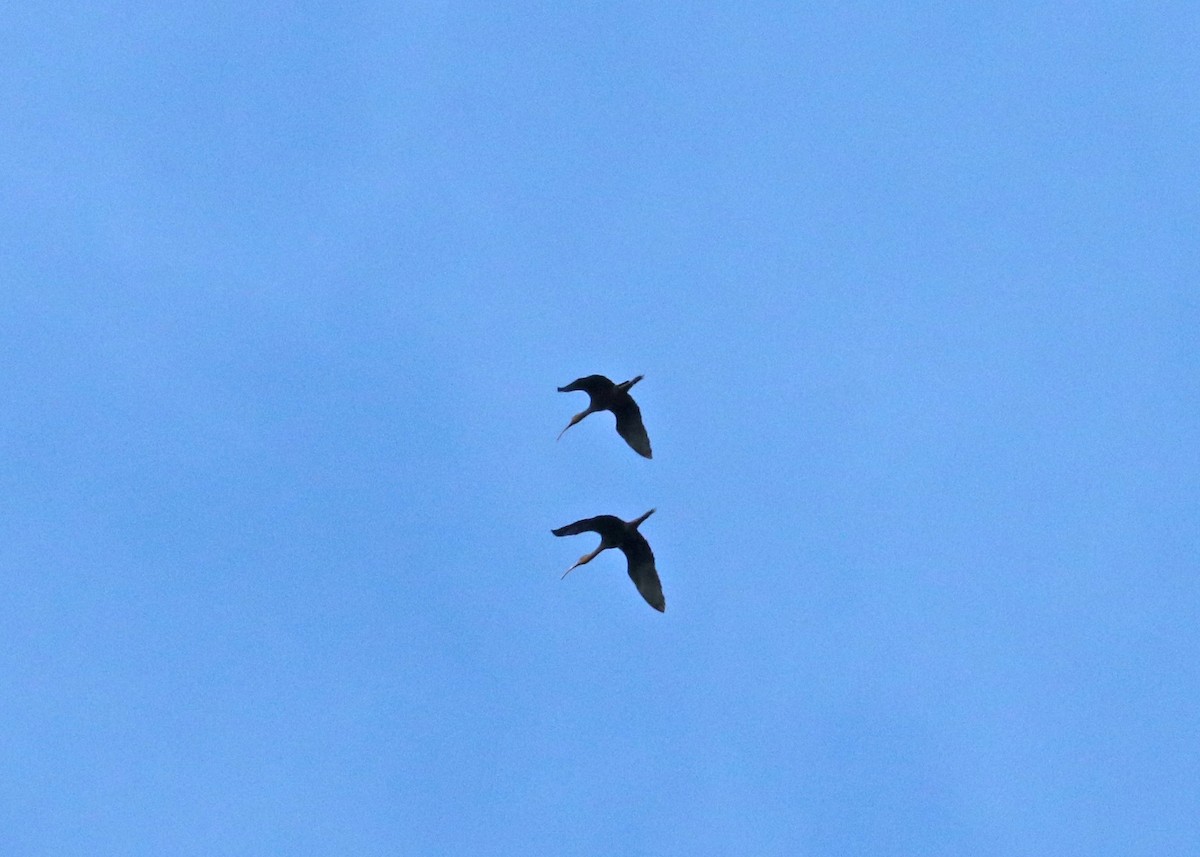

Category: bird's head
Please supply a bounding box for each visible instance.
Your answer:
[556,410,590,441]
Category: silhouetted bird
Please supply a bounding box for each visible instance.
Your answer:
[552,509,664,612]
[556,374,652,458]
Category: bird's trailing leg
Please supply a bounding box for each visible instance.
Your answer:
[556,410,589,441]
[562,545,604,578]
[630,507,656,529]
[617,374,645,393]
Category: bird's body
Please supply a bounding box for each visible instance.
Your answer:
[556,374,652,458]
[552,508,664,612]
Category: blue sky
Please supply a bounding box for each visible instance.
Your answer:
[2,3,1197,854]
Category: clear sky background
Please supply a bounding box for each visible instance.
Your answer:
[2,3,1197,855]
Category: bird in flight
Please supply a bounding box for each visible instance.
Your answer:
[552,509,664,612]
[556,374,652,458]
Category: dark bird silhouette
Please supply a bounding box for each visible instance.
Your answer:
[552,509,664,612]
[556,374,652,458]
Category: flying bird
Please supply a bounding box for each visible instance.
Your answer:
[552,509,664,612]
[556,374,652,458]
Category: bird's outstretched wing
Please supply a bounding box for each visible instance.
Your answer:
[612,396,652,459]
[557,375,616,402]
[551,515,624,540]
[620,532,665,612]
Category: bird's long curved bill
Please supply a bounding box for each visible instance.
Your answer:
[557,412,586,441]
[562,547,600,578]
